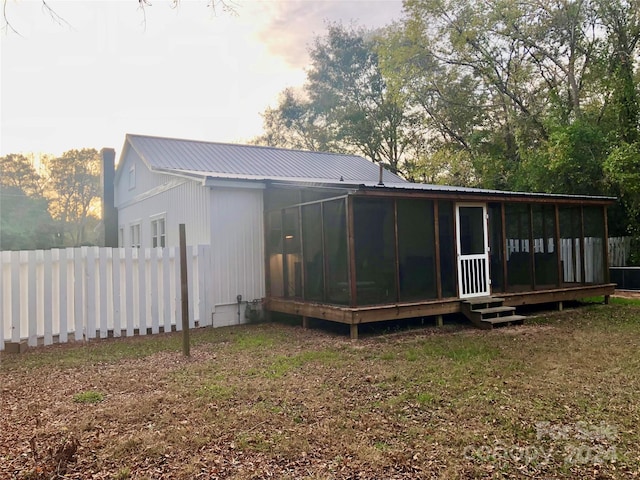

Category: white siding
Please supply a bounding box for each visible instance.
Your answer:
[211,188,265,321]
[114,145,266,328]
[118,179,211,248]
[115,147,175,207]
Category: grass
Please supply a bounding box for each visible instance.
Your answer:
[72,390,104,404]
[582,294,640,306]
[1,304,640,479]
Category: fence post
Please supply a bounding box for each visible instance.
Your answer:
[180,224,190,357]
[150,247,160,335]
[0,252,4,351]
[137,248,147,336]
[162,247,171,333]
[27,250,37,347]
[112,248,121,337]
[43,250,53,346]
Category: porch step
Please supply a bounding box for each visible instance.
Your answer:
[461,297,526,329]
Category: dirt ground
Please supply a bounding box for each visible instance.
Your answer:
[1,303,639,479]
[613,289,640,299]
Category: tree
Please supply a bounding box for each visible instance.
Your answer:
[253,88,338,152]
[604,142,640,263]
[0,186,57,250]
[0,153,46,196]
[46,148,101,246]
[0,153,57,250]
[255,24,419,175]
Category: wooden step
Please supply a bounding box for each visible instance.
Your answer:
[481,314,527,326]
[460,296,526,329]
[471,306,516,318]
[463,296,505,305]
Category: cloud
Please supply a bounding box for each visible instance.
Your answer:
[253,0,403,68]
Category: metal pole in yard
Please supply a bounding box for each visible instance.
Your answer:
[179,224,190,357]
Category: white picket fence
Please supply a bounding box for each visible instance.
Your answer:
[0,246,213,351]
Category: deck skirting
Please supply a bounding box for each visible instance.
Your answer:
[266,283,616,326]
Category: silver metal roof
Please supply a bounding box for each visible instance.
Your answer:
[267,179,616,202]
[125,133,406,184]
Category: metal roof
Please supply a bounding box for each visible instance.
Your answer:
[265,179,616,203]
[356,181,616,201]
[125,133,406,184]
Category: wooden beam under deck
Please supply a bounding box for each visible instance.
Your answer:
[266,297,461,325]
[267,283,616,327]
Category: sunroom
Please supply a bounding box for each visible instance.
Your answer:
[264,182,616,338]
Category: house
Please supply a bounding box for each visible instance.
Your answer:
[111,133,616,337]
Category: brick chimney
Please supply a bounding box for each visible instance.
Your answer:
[101,148,118,247]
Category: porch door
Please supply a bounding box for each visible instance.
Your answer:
[456,204,491,298]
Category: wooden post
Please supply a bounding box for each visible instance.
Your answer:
[433,201,443,299]
[302,316,309,329]
[558,301,563,311]
[436,315,444,327]
[350,323,358,340]
[179,224,190,357]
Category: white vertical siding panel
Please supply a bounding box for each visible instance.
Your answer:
[117,179,211,249]
[0,252,4,350]
[125,248,135,336]
[138,248,147,335]
[150,248,160,334]
[174,246,182,332]
[11,252,21,343]
[73,248,84,341]
[86,247,97,339]
[197,245,209,326]
[162,248,172,331]
[187,246,195,327]
[112,249,121,337]
[27,251,37,347]
[51,250,61,341]
[43,250,53,345]
[211,188,265,307]
[96,247,113,338]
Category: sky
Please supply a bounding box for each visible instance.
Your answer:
[1,0,403,160]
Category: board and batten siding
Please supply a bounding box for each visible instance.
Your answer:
[210,187,265,327]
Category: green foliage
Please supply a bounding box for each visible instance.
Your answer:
[604,142,640,263]
[255,23,418,175]
[521,121,608,195]
[253,0,640,237]
[0,149,101,250]
[0,186,57,250]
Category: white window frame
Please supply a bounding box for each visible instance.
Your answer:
[130,222,141,248]
[151,214,166,248]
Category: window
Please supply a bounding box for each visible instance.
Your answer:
[151,217,166,248]
[130,223,141,248]
[128,165,136,190]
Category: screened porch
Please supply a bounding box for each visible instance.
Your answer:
[264,185,616,335]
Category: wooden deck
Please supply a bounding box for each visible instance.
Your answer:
[266,283,616,339]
